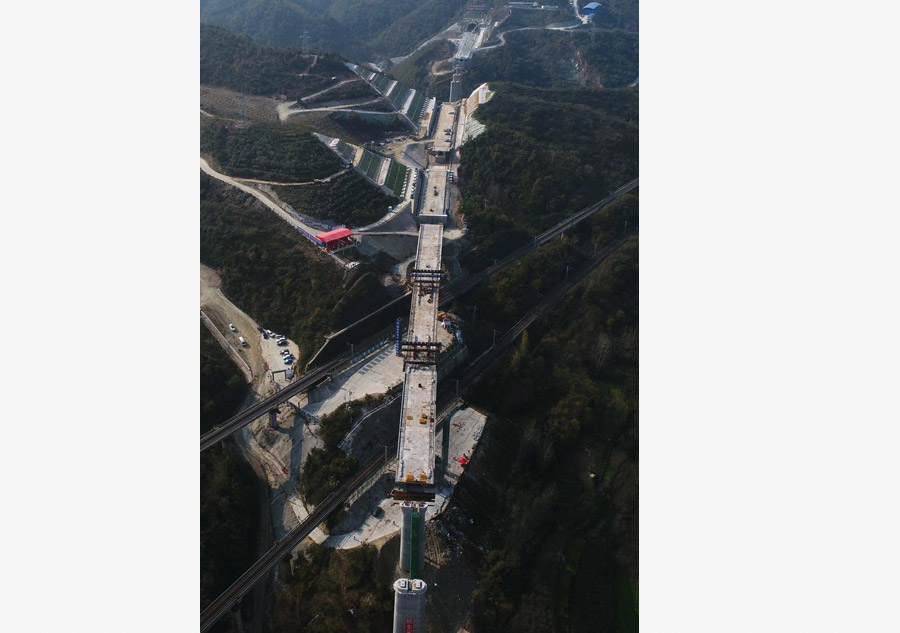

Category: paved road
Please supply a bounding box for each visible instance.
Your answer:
[200,158,324,239]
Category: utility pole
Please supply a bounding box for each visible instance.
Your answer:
[565,265,571,281]
[492,329,499,347]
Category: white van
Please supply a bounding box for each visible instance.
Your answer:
[238,336,248,347]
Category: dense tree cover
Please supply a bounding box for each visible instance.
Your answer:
[270,543,392,633]
[298,394,385,505]
[200,323,249,435]
[302,79,378,104]
[200,0,466,59]
[200,174,393,365]
[457,83,637,268]
[469,29,638,89]
[457,238,639,633]
[285,110,411,145]
[201,24,355,98]
[272,170,398,228]
[457,193,638,349]
[201,445,262,611]
[200,118,342,182]
[388,39,456,94]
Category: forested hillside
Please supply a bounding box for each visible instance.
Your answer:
[271,170,398,228]
[387,39,456,97]
[457,83,637,268]
[449,238,639,633]
[200,118,342,182]
[199,325,262,623]
[200,173,393,364]
[200,0,467,59]
[200,324,249,435]
[201,24,357,98]
[201,445,263,614]
[469,29,638,89]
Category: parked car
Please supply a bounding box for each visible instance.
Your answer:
[262,332,268,339]
[282,357,294,365]
[280,350,291,356]
[256,326,263,333]
[238,336,248,347]
[277,339,288,346]
[229,323,236,332]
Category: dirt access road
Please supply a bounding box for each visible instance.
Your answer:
[200,264,270,394]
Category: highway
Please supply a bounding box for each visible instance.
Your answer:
[198,237,629,631]
[200,178,637,451]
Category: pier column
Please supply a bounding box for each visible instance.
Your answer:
[392,578,427,633]
[399,502,426,575]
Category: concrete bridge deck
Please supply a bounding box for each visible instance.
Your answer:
[396,223,444,485]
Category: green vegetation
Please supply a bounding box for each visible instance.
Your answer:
[388,39,456,94]
[201,24,355,98]
[201,444,262,611]
[453,239,639,632]
[405,89,427,122]
[300,110,411,145]
[271,170,398,227]
[200,0,467,59]
[298,446,358,507]
[469,29,638,89]
[298,393,386,506]
[200,118,342,181]
[383,159,408,197]
[302,79,377,104]
[388,85,411,110]
[200,173,393,365]
[270,543,392,633]
[357,148,384,181]
[457,83,637,269]
[200,323,249,435]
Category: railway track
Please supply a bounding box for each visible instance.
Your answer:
[198,237,629,631]
[200,453,387,632]
[199,354,348,452]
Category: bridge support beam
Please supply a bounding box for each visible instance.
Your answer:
[268,409,278,429]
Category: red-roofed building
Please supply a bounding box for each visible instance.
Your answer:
[316,227,354,252]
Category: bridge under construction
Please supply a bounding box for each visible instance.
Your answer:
[390,222,444,632]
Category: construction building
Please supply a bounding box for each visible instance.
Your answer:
[315,227,354,252]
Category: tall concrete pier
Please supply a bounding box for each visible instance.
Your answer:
[392,579,427,633]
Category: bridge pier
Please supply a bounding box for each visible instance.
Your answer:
[392,578,427,633]
[268,409,277,429]
[399,502,426,575]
